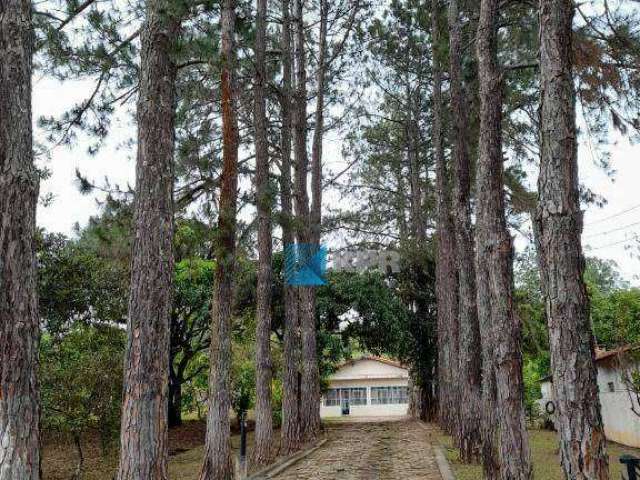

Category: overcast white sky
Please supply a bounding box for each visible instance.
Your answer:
[579,133,640,284]
[34,74,640,286]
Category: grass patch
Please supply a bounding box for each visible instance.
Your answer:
[436,429,640,479]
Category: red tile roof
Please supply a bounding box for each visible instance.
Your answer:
[595,344,639,361]
[541,344,640,382]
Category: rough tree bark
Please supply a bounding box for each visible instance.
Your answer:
[116,0,180,477]
[537,1,610,478]
[471,7,500,476]
[447,0,481,460]
[279,0,303,455]
[199,1,239,478]
[476,1,532,479]
[475,258,501,479]
[0,0,40,477]
[405,76,436,421]
[407,98,424,244]
[310,0,326,246]
[430,0,458,436]
[407,372,422,419]
[300,0,328,442]
[293,0,320,443]
[252,0,274,466]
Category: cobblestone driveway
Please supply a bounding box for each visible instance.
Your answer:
[272,420,443,480]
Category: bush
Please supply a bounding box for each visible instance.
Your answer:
[271,379,283,428]
[40,323,125,454]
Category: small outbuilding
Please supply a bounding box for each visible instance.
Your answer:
[320,356,410,419]
[539,345,640,448]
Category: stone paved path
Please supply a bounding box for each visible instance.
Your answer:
[272,419,444,480]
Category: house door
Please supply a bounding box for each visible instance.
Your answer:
[341,390,350,416]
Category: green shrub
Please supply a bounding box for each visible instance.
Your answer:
[40,323,125,453]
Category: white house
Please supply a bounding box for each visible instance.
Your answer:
[539,346,640,448]
[320,356,410,418]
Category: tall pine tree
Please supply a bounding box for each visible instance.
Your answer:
[537,0,610,478]
[476,0,532,478]
[448,0,481,460]
[252,0,274,466]
[199,0,239,478]
[116,0,181,477]
[0,0,40,477]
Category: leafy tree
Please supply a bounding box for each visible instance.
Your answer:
[592,287,640,349]
[40,323,125,478]
[522,358,544,423]
[230,357,256,428]
[181,352,210,420]
[169,258,216,426]
[38,232,128,335]
[75,195,133,270]
[585,256,630,294]
[316,269,434,386]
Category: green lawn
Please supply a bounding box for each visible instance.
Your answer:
[437,429,640,479]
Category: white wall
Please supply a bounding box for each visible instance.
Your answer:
[319,367,410,419]
[539,359,640,448]
[597,363,640,447]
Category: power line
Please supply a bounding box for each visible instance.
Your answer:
[586,236,639,251]
[583,220,640,239]
[585,203,640,226]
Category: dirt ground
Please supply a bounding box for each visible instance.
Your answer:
[42,421,210,480]
[43,419,443,480]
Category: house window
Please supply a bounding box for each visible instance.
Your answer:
[324,387,367,406]
[371,387,388,404]
[608,382,615,393]
[349,388,367,406]
[324,389,340,406]
[371,386,408,405]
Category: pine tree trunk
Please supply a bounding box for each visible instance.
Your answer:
[447,0,481,461]
[405,62,436,424]
[252,0,274,466]
[472,5,499,474]
[310,0,326,246]
[116,0,179,477]
[199,1,239,478]
[407,97,424,243]
[0,0,40,477]
[408,369,434,421]
[72,434,84,480]
[389,141,409,243]
[444,252,460,432]
[293,0,320,443]
[475,259,501,479]
[279,0,303,455]
[303,0,327,443]
[407,373,422,420]
[476,1,532,478]
[168,368,183,428]
[537,1,609,478]
[430,0,458,436]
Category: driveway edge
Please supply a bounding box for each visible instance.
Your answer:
[247,438,328,479]
[415,420,456,480]
[433,445,456,480]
